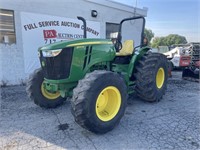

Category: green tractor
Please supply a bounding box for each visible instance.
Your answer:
[26,16,168,134]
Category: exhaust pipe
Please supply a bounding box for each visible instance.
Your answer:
[77,16,87,38]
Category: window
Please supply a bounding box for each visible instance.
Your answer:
[0,9,16,44]
[106,22,119,39]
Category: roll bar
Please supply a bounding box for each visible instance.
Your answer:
[117,16,146,47]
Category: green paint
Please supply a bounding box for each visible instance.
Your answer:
[39,38,151,97]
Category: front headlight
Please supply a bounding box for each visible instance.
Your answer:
[42,49,62,57]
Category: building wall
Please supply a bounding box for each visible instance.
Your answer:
[0,44,25,85]
[0,0,147,85]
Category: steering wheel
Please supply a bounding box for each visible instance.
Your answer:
[115,40,122,52]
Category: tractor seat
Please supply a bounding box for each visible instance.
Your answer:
[116,40,134,56]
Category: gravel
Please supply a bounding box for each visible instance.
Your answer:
[0,71,199,150]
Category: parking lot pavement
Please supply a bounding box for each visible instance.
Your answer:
[0,71,200,150]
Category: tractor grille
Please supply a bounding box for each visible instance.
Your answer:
[40,47,74,80]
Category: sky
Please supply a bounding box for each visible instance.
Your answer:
[112,0,199,42]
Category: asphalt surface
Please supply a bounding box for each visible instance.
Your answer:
[0,71,200,150]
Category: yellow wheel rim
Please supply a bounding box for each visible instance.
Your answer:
[156,67,165,89]
[41,82,60,100]
[95,86,121,122]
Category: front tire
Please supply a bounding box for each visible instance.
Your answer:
[134,52,168,102]
[26,68,66,108]
[71,70,127,134]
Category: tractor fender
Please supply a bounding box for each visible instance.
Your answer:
[128,47,150,78]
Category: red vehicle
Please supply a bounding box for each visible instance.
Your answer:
[179,55,191,67]
[182,43,200,82]
[163,46,191,69]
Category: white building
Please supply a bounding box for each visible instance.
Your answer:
[0,0,148,85]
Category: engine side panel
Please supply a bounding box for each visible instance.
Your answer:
[69,43,115,82]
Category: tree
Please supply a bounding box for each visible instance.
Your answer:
[165,34,187,46]
[151,34,187,48]
[151,37,165,48]
[144,28,154,42]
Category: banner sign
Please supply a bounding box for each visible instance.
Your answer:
[21,12,100,73]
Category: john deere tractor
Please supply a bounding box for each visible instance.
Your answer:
[26,16,168,134]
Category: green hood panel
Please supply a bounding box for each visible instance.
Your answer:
[39,38,113,51]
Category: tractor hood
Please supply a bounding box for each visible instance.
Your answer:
[39,38,113,51]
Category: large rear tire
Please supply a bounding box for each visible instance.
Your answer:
[26,68,66,108]
[134,52,168,102]
[71,70,127,134]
